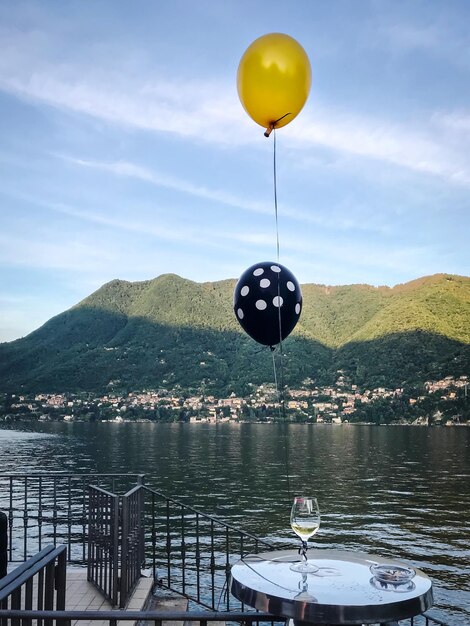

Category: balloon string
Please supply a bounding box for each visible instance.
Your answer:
[273,128,282,361]
[273,129,282,352]
[271,347,291,502]
[273,128,280,264]
[272,128,291,504]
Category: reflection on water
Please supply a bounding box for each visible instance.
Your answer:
[1,422,468,624]
[0,425,93,474]
[0,430,56,440]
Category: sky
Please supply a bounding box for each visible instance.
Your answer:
[1,0,469,342]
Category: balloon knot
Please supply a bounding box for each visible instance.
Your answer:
[264,125,274,138]
[264,113,292,137]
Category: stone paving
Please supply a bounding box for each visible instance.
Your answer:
[63,569,154,625]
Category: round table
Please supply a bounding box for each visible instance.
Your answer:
[230,549,433,625]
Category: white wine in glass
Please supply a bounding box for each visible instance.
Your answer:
[290,496,320,573]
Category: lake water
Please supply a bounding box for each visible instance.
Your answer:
[0,422,469,624]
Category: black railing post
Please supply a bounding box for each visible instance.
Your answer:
[119,495,127,609]
[0,513,6,579]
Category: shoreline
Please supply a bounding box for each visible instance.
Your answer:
[1,418,469,427]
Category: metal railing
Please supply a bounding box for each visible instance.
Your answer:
[0,544,66,626]
[0,473,144,563]
[87,485,119,606]
[142,484,279,611]
[0,609,450,625]
[0,609,278,626]
[87,483,144,608]
[0,473,279,610]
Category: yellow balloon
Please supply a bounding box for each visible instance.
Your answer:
[237,33,311,133]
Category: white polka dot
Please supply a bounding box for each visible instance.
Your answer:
[295,303,301,314]
[260,278,271,288]
[256,300,267,310]
[271,265,281,273]
[241,286,249,296]
[273,296,283,307]
[287,281,295,292]
[253,268,264,276]
[237,308,244,319]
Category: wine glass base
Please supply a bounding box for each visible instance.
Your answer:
[289,561,319,573]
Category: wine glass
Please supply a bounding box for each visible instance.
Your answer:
[290,496,320,573]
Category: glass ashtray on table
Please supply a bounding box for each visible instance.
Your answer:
[370,563,416,584]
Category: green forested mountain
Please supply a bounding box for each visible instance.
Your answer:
[0,273,468,394]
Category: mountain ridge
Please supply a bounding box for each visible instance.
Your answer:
[0,272,468,394]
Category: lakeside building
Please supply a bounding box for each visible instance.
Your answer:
[2,374,468,426]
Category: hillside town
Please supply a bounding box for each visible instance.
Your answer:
[1,373,468,426]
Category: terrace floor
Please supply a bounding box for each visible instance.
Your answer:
[66,569,154,625]
[3,566,155,626]
[66,571,196,626]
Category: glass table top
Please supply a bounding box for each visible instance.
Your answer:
[230,549,433,625]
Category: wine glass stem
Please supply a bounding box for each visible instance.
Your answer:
[301,540,308,562]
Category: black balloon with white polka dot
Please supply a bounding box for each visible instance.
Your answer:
[233,261,302,346]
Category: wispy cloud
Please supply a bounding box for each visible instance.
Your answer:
[375,23,440,52]
[39,199,212,246]
[433,111,470,134]
[1,72,468,190]
[288,108,470,187]
[56,156,389,234]
[0,20,468,189]
[3,182,422,281]
[0,192,223,250]
[290,240,437,287]
[0,231,116,273]
[0,189,299,261]
[61,156,273,217]
[0,26,247,145]
[364,9,470,69]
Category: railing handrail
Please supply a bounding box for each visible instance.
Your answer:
[88,483,119,499]
[0,544,66,600]
[124,484,143,498]
[0,609,450,625]
[0,545,55,593]
[0,609,276,621]
[0,473,145,478]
